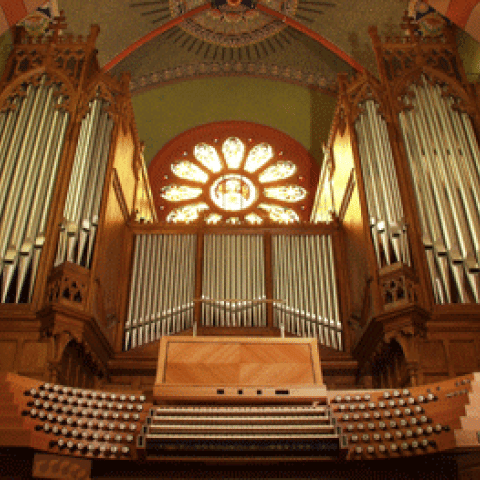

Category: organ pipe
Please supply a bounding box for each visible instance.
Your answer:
[0,77,69,303]
[201,235,265,327]
[399,75,480,303]
[354,99,410,269]
[124,234,196,351]
[55,97,114,270]
[271,234,342,350]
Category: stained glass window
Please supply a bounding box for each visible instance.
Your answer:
[162,138,307,224]
[258,204,300,224]
[161,185,203,202]
[258,161,296,183]
[264,185,307,202]
[172,161,208,183]
[166,202,209,223]
[194,143,223,173]
[222,137,244,169]
[244,143,273,173]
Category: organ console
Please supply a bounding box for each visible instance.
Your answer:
[2,8,480,480]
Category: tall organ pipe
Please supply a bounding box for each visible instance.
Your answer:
[399,75,480,303]
[56,97,113,269]
[271,234,342,350]
[124,234,196,351]
[0,77,69,303]
[355,100,411,268]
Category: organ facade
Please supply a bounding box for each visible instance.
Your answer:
[1,10,480,480]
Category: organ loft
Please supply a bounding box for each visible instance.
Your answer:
[1,3,480,479]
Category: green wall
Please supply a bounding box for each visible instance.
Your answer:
[131,77,337,166]
[0,31,12,80]
[457,29,480,83]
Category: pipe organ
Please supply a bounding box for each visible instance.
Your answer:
[124,234,197,350]
[272,234,342,348]
[55,97,114,269]
[0,75,69,303]
[399,76,480,304]
[5,18,480,477]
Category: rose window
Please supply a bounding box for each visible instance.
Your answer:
[160,137,307,225]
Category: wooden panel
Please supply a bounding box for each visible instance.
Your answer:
[167,342,241,364]
[449,340,478,374]
[165,364,240,385]
[19,341,47,373]
[421,341,448,371]
[155,337,323,392]
[0,341,17,372]
[239,363,313,384]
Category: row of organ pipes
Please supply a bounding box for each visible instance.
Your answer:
[124,234,197,351]
[399,76,480,304]
[355,99,411,269]
[272,234,342,349]
[202,234,266,328]
[122,233,342,351]
[55,96,114,270]
[0,76,69,303]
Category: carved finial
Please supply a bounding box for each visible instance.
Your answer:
[51,10,67,42]
[401,10,418,38]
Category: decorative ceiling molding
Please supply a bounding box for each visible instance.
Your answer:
[129,61,338,95]
[104,3,210,71]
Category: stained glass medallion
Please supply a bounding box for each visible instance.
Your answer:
[210,174,257,211]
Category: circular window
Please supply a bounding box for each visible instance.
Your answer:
[153,129,314,225]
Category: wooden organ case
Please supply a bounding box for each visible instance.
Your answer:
[2,11,480,480]
[0,15,156,387]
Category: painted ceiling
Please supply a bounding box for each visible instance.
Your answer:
[1,1,479,164]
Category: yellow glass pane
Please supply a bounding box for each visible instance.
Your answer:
[258,203,299,224]
[172,161,208,183]
[264,185,307,202]
[161,185,203,202]
[222,137,244,169]
[206,213,222,224]
[166,203,209,223]
[194,143,222,173]
[258,161,296,183]
[245,213,263,225]
[244,143,273,173]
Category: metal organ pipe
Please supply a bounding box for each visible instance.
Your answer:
[56,97,113,270]
[270,234,342,350]
[355,100,411,269]
[0,77,69,303]
[124,234,196,351]
[398,74,480,303]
